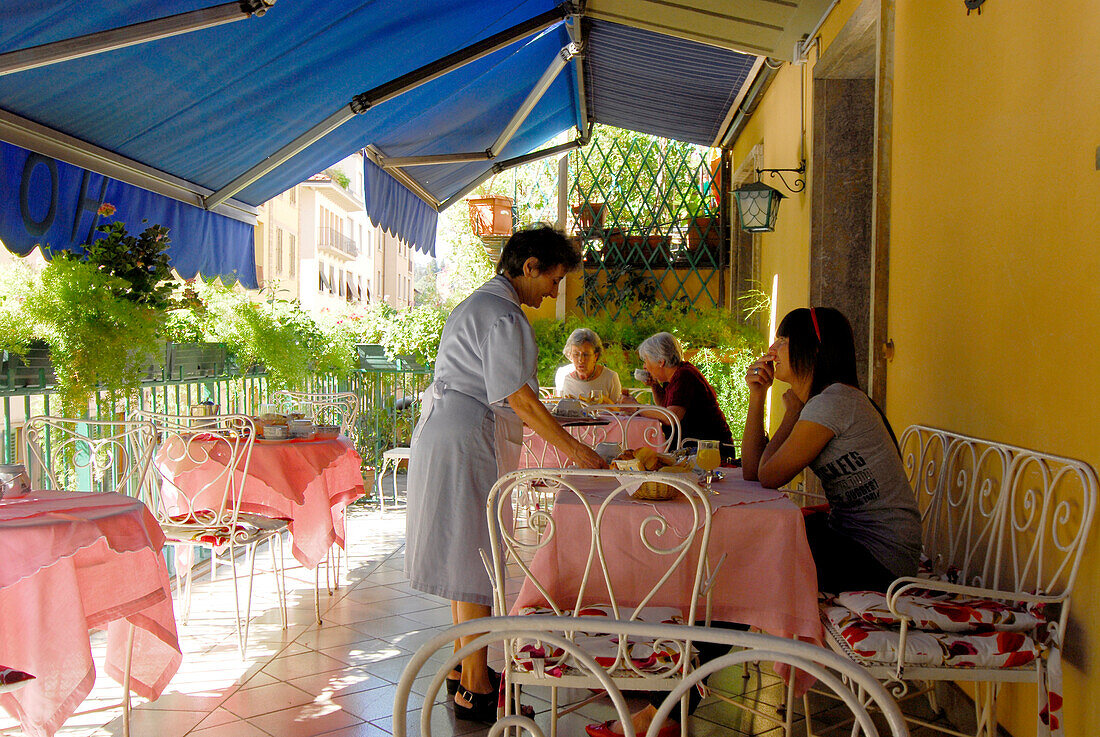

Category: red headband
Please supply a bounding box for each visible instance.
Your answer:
[810,307,822,342]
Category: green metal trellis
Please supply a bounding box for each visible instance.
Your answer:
[569,129,726,319]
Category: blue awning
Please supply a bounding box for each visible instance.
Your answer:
[0,1,810,266]
[0,140,257,286]
[364,159,438,257]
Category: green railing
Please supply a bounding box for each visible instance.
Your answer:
[0,361,432,486]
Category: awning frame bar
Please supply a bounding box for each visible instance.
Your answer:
[380,41,575,170]
[488,44,577,157]
[566,13,590,141]
[0,108,257,224]
[203,3,571,211]
[0,1,275,77]
[438,137,584,211]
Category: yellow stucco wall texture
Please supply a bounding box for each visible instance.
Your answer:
[888,5,1100,732]
[742,1,1100,735]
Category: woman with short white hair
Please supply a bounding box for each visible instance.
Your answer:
[637,331,732,445]
[556,328,622,401]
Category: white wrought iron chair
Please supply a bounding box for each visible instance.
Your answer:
[270,390,359,436]
[485,468,714,737]
[514,404,681,532]
[819,426,1097,737]
[24,416,156,497]
[23,415,159,737]
[393,617,910,737]
[135,410,287,658]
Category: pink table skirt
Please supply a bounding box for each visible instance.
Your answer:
[511,469,822,644]
[0,491,181,737]
[521,414,666,468]
[157,437,365,569]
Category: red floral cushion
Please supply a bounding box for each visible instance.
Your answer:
[512,604,691,676]
[835,589,1045,633]
[823,602,1038,669]
[0,666,35,693]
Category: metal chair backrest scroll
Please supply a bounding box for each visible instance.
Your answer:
[24,416,156,497]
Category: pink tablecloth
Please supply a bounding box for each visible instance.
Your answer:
[0,491,181,737]
[156,437,365,569]
[511,469,822,644]
[521,414,666,468]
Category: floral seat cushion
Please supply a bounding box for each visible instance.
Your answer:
[823,603,1039,669]
[511,604,692,677]
[835,589,1045,633]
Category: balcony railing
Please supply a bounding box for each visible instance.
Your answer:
[318,227,358,256]
[1,362,432,475]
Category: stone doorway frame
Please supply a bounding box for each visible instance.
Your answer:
[810,0,894,407]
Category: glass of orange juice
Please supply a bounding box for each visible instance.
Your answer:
[696,440,721,493]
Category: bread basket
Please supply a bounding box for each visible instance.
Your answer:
[610,458,691,501]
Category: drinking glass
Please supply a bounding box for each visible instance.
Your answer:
[696,440,721,494]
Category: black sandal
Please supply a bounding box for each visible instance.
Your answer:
[454,685,497,722]
[445,664,462,695]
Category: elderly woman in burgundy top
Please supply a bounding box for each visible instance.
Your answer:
[636,331,733,447]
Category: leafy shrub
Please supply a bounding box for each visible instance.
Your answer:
[20,258,161,412]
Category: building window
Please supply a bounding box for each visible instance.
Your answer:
[338,269,344,297]
[275,228,283,275]
[288,235,296,277]
[288,187,297,206]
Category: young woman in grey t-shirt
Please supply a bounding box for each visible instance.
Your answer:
[741,307,921,594]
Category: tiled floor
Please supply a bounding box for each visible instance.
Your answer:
[1,491,963,737]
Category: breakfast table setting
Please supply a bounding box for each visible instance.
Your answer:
[152,406,365,569]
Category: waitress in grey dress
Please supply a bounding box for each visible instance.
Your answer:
[405,225,606,722]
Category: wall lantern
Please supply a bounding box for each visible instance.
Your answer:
[731,181,785,233]
[731,162,806,233]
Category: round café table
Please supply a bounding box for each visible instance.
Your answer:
[0,490,181,737]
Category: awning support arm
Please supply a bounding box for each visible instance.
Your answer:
[381,152,492,169]
[0,1,275,77]
[488,44,577,157]
[203,4,570,211]
[380,41,575,169]
[438,137,585,211]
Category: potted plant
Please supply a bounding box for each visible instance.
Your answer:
[571,201,606,234]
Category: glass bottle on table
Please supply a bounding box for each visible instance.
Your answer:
[696,439,721,494]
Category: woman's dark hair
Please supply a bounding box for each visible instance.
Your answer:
[777,306,899,449]
[776,307,859,397]
[496,224,581,277]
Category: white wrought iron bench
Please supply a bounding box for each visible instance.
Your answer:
[819,425,1097,737]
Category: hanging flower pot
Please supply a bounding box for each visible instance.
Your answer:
[571,202,607,233]
[686,216,721,251]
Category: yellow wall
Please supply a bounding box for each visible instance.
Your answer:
[743,0,1100,735]
[729,62,814,336]
[887,3,1100,735]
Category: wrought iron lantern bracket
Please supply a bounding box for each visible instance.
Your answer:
[756,161,806,193]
